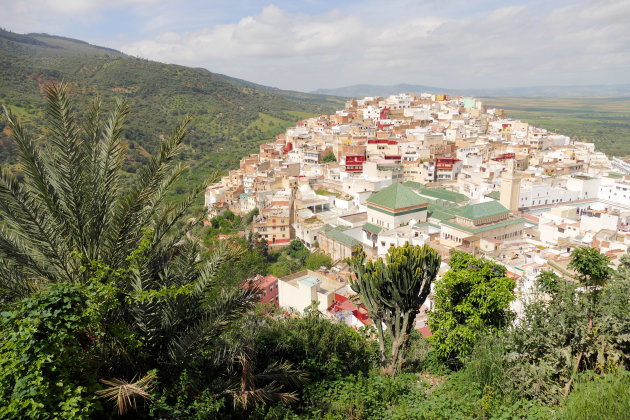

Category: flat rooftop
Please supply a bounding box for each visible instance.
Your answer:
[298,276,320,288]
[280,270,345,294]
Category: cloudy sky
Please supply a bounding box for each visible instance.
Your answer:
[2,0,629,91]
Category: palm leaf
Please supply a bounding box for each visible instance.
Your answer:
[96,374,155,415]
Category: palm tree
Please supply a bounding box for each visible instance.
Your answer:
[2,83,199,290]
[0,83,274,414]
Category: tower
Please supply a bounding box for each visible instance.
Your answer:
[500,159,521,212]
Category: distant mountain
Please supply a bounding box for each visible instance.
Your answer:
[312,83,630,98]
[311,84,446,98]
[0,28,344,201]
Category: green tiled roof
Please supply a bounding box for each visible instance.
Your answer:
[441,217,526,234]
[427,200,461,221]
[324,226,361,248]
[402,181,425,189]
[419,188,469,203]
[457,201,510,220]
[367,183,427,210]
[485,191,501,200]
[362,222,382,235]
[606,172,624,179]
[320,224,334,233]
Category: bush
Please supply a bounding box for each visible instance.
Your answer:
[254,314,378,383]
[0,284,103,419]
[559,369,630,420]
[304,253,332,271]
[304,372,417,419]
[429,251,516,366]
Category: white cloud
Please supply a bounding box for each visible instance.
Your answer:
[120,1,630,90]
[1,0,157,33]
[3,0,629,90]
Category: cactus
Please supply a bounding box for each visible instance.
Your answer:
[348,243,441,376]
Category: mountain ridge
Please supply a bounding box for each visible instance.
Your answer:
[312,83,630,98]
[0,28,344,203]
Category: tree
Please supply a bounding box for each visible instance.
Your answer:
[321,152,336,163]
[564,246,613,396]
[0,83,284,415]
[257,238,269,260]
[348,243,441,376]
[536,269,563,294]
[305,253,332,271]
[428,251,516,366]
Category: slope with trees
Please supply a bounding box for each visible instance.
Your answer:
[0,28,344,203]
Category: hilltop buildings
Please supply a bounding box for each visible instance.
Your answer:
[206,91,628,322]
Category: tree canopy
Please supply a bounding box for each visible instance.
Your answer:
[429,251,516,366]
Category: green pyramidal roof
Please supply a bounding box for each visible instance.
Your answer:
[457,200,510,220]
[367,183,427,210]
[419,188,469,203]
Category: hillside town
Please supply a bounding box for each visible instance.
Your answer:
[205,92,629,330]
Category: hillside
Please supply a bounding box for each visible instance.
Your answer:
[0,28,344,203]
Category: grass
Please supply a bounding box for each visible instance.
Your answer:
[315,189,341,198]
[482,97,630,157]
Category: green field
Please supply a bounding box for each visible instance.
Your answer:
[482,97,630,157]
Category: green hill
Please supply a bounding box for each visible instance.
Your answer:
[0,28,344,203]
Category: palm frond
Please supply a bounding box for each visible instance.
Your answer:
[44,83,90,255]
[192,241,244,298]
[0,258,37,299]
[85,97,129,260]
[96,374,155,415]
[105,115,192,268]
[166,285,257,363]
[0,167,69,282]
[228,384,299,409]
[226,351,304,409]
[150,173,218,253]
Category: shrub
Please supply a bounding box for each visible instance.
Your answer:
[559,369,630,420]
[0,284,103,419]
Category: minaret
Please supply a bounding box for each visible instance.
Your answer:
[500,159,521,212]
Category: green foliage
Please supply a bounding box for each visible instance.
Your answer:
[253,312,377,383]
[0,29,344,203]
[0,84,276,416]
[559,369,630,420]
[303,372,417,419]
[348,243,441,376]
[214,238,269,286]
[429,251,516,366]
[305,253,332,271]
[268,240,325,277]
[568,246,612,288]
[536,269,563,294]
[0,284,103,418]
[321,152,337,163]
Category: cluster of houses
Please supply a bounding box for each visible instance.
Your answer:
[207,92,630,329]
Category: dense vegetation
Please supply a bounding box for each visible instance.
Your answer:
[2,85,630,419]
[0,28,343,204]
[201,212,332,281]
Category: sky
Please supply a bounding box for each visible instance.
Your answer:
[2,0,629,91]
